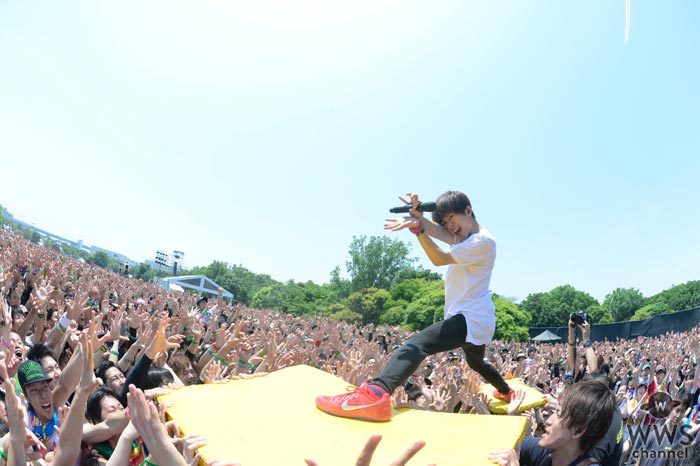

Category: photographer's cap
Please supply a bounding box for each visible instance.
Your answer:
[17,360,51,392]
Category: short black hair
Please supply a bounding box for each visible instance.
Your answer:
[86,387,121,424]
[27,343,58,363]
[142,366,174,390]
[432,191,474,225]
[95,360,121,385]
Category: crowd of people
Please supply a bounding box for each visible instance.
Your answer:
[1,223,699,465]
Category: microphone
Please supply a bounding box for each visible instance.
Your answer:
[389,202,436,214]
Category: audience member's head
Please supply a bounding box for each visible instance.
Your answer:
[96,361,126,393]
[86,386,124,424]
[541,379,616,452]
[27,343,62,389]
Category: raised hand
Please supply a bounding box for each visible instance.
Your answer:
[146,318,181,360]
[428,386,450,412]
[470,392,491,415]
[4,363,29,465]
[488,448,520,466]
[127,384,187,466]
[384,216,421,233]
[506,389,526,416]
[66,290,90,321]
[305,433,432,466]
[79,331,99,393]
[0,297,11,343]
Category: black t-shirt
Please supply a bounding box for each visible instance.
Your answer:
[519,438,552,466]
[590,407,623,466]
[519,408,621,466]
[519,438,599,466]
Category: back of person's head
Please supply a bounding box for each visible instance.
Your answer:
[433,191,474,224]
[169,352,194,379]
[582,371,614,391]
[169,352,191,373]
[143,366,174,390]
[560,379,616,451]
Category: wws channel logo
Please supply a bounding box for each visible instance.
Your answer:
[626,423,694,461]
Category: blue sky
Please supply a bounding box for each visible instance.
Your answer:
[1,1,698,303]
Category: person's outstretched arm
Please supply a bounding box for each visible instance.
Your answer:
[127,384,187,466]
[580,322,598,373]
[52,333,98,466]
[567,319,578,379]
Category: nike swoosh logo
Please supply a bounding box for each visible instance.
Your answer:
[341,400,382,411]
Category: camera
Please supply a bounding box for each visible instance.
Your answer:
[570,311,588,325]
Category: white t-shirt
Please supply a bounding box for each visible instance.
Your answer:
[445,227,496,346]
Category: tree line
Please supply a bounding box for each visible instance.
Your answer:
[185,236,700,342]
[3,206,699,343]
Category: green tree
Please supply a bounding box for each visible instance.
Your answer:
[345,236,416,292]
[289,281,337,315]
[401,281,444,331]
[252,281,335,316]
[131,263,155,282]
[328,266,352,300]
[648,281,700,312]
[603,287,645,321]
[493,294,531,342]
[388,278,432,306]
[28,231,42,244]
[586,304,615,324]
[521,285,598,328]
[62,244,90,261]
[631,302,671,321]
[91,251,110,269]
[252,284,292,313]
[520,292,550,327]
[329,307,362,324]
[379,306,405,326]
[189,261,278,305]
[393,267,442,283]
[346,288,391,325]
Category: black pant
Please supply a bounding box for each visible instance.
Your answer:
[371,313,510,395]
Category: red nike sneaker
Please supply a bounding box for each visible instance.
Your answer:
[493,388,516,403]
[315,383,392,422]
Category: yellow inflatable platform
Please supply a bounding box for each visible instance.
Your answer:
[479,377,547,414]
[160,365,528,465]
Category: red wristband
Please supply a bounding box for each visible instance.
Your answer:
[409,225,425,235]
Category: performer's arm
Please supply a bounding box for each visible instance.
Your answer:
[415,228,455,266]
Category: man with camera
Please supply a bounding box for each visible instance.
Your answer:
[566,313,624,466]
[315,190,514,422]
